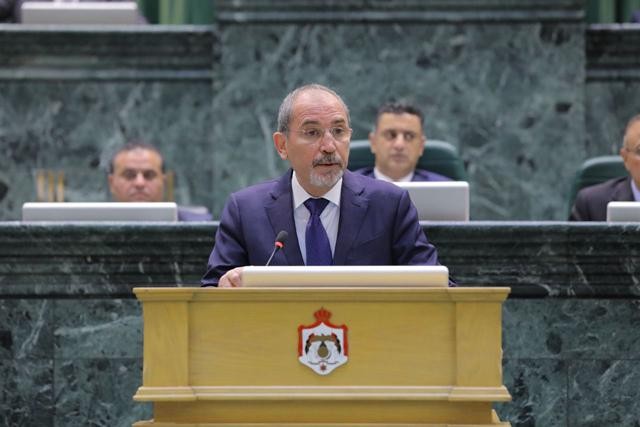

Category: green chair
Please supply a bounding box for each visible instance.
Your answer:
[567,155,627,215]
[347,139,468,181]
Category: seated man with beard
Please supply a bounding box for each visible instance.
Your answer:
[201,84,442,288]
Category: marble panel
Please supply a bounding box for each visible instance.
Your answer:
[0,25,214,80]
[503,299,566,359]
[216,0,584,23]
[0,299,53,359]
[569,359,640,426]
[496,358,567,427]
[584,25,640,158]
[2,222,640,297]
[54,357,151,427]
[0,223,213,294]
[586,81,640,156]
[428,222,640,297]
[0,25,216,221]
[213,21,585,220]
[0,358,54,427]
[54,299,142,359]
[1,221,640,426]
[0,80,214,221]
[504,299,640,360]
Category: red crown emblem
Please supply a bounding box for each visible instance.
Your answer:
[314,307,332,322]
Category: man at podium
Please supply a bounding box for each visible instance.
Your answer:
[202,84,442,288]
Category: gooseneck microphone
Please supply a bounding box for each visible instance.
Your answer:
[265,230,288,266]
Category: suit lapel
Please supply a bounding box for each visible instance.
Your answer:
[333,171,368,265]
[612,177,635,201]
[265,170,304,265]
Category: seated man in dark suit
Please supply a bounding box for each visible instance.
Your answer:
[569,114,640,221]
[354,102,450,182]
[202,84,442,288]
[108,141,212,221]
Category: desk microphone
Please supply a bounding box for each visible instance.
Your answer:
[265,231,288,266]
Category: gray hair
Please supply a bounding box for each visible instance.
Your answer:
[276,84,350,133]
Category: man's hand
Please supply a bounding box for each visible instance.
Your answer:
[218,267,244,288]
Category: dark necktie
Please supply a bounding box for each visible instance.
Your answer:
[304,198,332,265]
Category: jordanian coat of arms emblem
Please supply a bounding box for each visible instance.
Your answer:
[298,308,348,375]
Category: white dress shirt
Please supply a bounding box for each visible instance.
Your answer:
[632,179,640,201]
[373,166,414,183]
[291,171,342,264]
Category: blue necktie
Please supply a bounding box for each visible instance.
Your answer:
[304,198,332,266]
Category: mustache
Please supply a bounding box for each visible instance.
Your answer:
[312,153,343,167]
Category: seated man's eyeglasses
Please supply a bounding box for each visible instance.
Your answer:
[296,126,352,144]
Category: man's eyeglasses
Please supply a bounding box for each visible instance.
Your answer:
[295,126,352,145]
[381,129,419,143]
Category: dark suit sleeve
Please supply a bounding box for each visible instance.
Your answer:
[569,177,632,221]
[569,189,589,221]
[392,190,439,266]
[201,194,248,286]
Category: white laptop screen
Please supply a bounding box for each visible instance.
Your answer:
[607,201,640,222]
[393,181,470,221]
[242,265,449,288]
[22,202,178,222]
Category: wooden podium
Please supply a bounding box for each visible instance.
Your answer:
[133,286,511,426]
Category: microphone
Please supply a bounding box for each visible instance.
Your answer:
[265,230,288,266]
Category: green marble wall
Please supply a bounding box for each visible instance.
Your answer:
[3,0,627,222]
[585,25,640,156]
[500,298,640,426]
[0,223,212,426]
[212,0,586,221]
[0,26,215,220]
[1,222,640,426]
[1,2,637,222]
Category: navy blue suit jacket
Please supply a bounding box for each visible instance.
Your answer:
[201,170,440,285]
[354,167,451,182]
[569,176,634,221]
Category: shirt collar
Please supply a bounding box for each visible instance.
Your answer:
[373,166,414,183]
[631,178,640,202]
[292,171,342,209]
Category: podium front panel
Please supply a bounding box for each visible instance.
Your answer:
[134,287,511,426]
